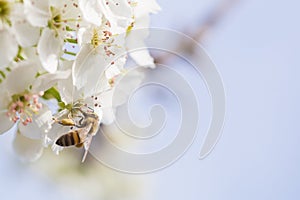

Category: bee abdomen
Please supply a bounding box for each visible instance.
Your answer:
[56,131,81,147]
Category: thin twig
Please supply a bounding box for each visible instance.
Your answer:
[154,0,239,64]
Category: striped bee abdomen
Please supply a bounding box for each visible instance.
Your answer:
[55,130,81,147]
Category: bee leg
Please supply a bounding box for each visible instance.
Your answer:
[87,106,94,112]
[75,116,86,128]
[59,118,76,126]
[79,116,84,125]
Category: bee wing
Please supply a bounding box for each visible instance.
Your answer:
[78,123,93,163]
[77,122,93,141]
[82,135,93,163]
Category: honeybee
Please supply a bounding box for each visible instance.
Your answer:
[53,102,100,162]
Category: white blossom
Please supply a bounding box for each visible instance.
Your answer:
[0,28,18,69]
[24,0,83,73]
[126,0,161,68]
[78,0,133,31]
[0,0,160,162]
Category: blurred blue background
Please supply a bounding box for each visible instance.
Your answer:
[1,0,299,199]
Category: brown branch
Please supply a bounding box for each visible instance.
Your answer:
[154,0,240,64]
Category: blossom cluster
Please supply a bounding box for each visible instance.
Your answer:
[0,0,160,162]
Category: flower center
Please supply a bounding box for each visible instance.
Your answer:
[0,0,11,24]
[48,3,81,33]
[6,91,44,125]
[48,6,62,30]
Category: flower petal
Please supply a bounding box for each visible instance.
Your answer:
[12,21,40,47]
[126,16,155,68]
[6,61,37,95]
[134,0,161,17]
[105,55,126,79]
[32,69,71,92]
[37,28,62,73]
[99,0,133,29]
[113,68,145,104]
[0,112,14,135]
[101,107,115,125]
[78,0,103,26]
[72,44,111,97]
[24,0,50,27]
[18,106,52,140]
[10,3,40,47]
[13,131,44,162]
[57,73,76,104]
[0,29,18,69]
[0,84,10,111]
[128,48,155,68]
[126,0,160,68]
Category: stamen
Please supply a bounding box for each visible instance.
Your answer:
[6,91,44,126]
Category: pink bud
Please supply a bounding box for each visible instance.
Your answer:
[36,103,42,109]
[17,101,23,107]
[24,94,30,101]
[11,103,17,109]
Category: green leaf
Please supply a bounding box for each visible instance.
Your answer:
[58,101,66,109]
[42,87,62,102]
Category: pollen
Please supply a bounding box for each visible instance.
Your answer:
[91,28,101,48]
[6,91,44,126]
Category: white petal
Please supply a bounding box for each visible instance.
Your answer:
[24,0,50,27]
[6,62,37,94]
[94,106,103,122]
[126,16,155,68]
[13,131,44,162]
[18,120,41,139]
[102,0,132,18]
[0,29,18,69]
[57,74,76,104]
[0,112,14,135]
[10,3,40,47]
[99,0,133,28]
[22,47,43,68]
[134,0,161,18]
[12,21,40,47]
[98,89,114,107]
[72,44,109,97]
[126,0,161,68]
[37,28,62,73]
[32,69,71,92]
[129,48,155,68]
[112,68,145,105]
[0,84,10,111]
[77,27,87,46]
[78,0,103,26]
[105,65,121,79]
[49,0,64,8]
[101,107,115,125]
[18,107,52,139]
